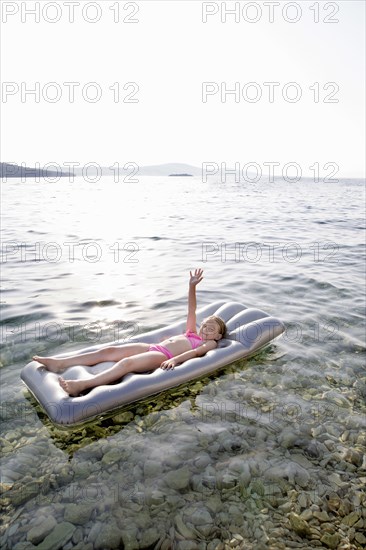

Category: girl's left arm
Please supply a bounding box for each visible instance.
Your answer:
[160,340,217,370]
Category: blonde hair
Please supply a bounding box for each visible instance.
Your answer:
[206,315,227,338]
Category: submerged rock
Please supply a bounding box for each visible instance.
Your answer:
[94,521,122,549]
[27,517,57,545]
[320,533,340,549]
[184,506,214,537]
[343,449,363,467]
[313,510,330,522]
[174,514,198,539]
[112,411,134,424]
[341,511,361,526]
[36,522,75,550]
[139,527,161,547]
[119,528,140,550]
[355,532,366,545]
[288,512,311,537]
[164,466,190,490]
[102,448,122,465]
[143,459,161,477]
[64,503,94,525]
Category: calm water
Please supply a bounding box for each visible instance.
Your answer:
[1,176,365,549]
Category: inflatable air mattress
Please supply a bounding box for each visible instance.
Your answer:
[21,301,285,426]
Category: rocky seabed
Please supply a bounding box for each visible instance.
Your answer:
[1,419,365,548]
[1,363,365,550]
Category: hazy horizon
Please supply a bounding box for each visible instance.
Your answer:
[1,160,365,181]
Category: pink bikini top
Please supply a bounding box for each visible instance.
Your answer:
[185,330,203,350]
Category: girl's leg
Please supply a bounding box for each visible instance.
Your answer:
[59,351,166,396]
[33,343,150,372]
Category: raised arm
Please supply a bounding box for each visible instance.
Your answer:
[186,268,204,333]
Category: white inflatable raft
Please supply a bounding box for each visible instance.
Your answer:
[21,301,285,426]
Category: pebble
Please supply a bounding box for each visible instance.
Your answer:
[300,509,313,521]
[353,518,364,529]
[112,411,134,424]
[206,495,223,514]
[63,503,94,525]
[343,449,364,467]
[355,532,366,545]
[341,511,361,526]
[288,512,311,537]
[320,533,340,549]
[322,522,336,534]
[94,521,122,549]
[297,493,307,509]
[312,510,330,522]
[290,454,314,469]
[72,527,83,544]
[101,448,122,465]
[278,502,292,513]
[143,459,161,477]
[282,541,306,548]
[176,542,201,550]
[35,522,75,550]
[73,544,93,550]
[119,529,140,550]
[146,489,166,506]
[139,527,161,547]
[164,466,190,490]
[27,517,57,545]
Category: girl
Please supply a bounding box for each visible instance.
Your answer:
[33,269,227,397]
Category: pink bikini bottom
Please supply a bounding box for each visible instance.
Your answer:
[148,344,174,360]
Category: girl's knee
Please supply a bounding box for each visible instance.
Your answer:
[119,356,134,371]
[105,346,125,361]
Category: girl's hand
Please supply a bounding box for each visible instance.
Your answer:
[160,359,178,370]
[189,268,203,287]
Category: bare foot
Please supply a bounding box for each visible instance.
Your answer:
[59,377,89,397]
[33,355,66,372]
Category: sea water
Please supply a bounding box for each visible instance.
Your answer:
[1,176,365,549]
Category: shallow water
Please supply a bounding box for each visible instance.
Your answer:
[1,176,365,549]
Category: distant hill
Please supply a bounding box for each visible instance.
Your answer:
[1,162,202,179]
[1,162,72,178]
[136,163,201,176]
[1,162,262,181]
[67,163,202,177]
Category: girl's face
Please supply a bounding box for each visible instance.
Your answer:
[199,318,223,341]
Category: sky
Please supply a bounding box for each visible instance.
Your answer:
[1,0,365,178]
